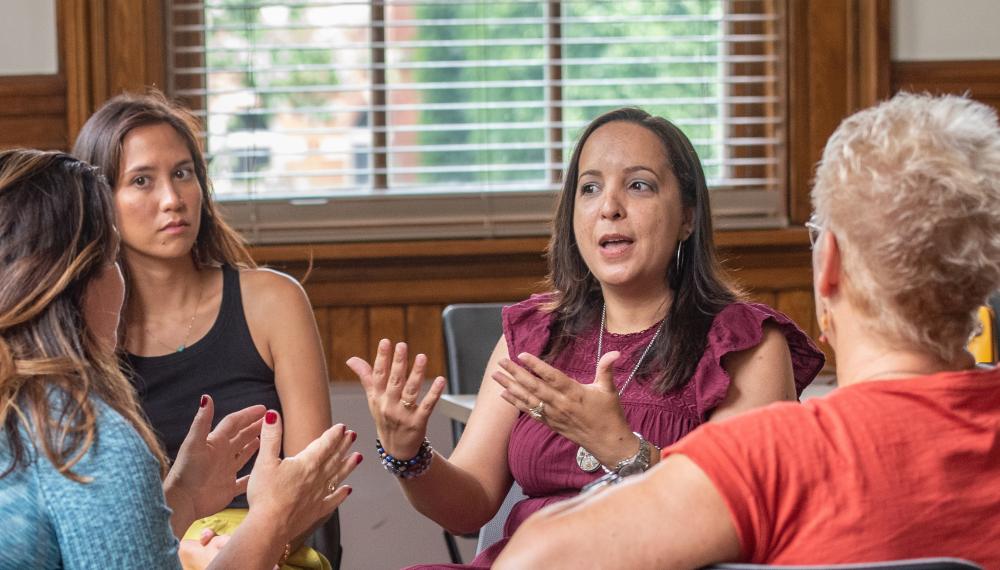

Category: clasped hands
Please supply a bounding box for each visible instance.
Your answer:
[493,350,640,468]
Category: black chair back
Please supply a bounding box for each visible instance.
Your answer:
[442,303,507,444]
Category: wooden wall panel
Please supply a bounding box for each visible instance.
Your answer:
[255,231,829,381]
[892,60,1000,114]
[0,76,68,151]
[328,307,368,381]
[405,305,446,381]
[367,307,407,361]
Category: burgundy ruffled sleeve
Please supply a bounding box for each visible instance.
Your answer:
[501,293,556,364]
[692,302,825,420]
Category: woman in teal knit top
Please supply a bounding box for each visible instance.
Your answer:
[0,149,361,569]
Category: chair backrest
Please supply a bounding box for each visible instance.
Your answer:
[441,303,508,444]
[475,482,527,555]
[705,557,982,570]
[968,305,997,365]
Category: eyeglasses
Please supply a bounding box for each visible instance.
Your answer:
[804,214,824,248]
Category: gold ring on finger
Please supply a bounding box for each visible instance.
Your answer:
[528,401,545,421]
[400,399,416,409]
[327,477,338,493]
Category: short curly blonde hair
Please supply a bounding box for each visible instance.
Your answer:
[812,93,1000,362]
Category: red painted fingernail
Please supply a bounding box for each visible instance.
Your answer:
[265,411,278,425]
[350,431,357,443]
[346,487,353,496]
[355,454,364,465]
[199,395,208,408]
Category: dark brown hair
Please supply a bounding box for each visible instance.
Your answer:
[544,107,739,393]
[72,90,255,271]
[0,149,167,481]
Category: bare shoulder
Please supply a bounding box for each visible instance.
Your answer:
[238,267,310,307]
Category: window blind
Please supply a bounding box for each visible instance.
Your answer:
[167,0,786,243]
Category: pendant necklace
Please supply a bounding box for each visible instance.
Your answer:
[141,275,204,354]
[576,303,665,473]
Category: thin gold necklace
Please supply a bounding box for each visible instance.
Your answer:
[140,276,204,353]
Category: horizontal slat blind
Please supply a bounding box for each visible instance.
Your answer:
[167,0,786,243]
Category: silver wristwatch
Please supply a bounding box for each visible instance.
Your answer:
[607,432,652,477]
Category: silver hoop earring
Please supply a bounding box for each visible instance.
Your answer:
[675,240,684,273]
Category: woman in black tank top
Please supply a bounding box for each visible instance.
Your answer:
[73,92,341,569]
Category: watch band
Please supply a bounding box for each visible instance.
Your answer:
[605,432,651,477]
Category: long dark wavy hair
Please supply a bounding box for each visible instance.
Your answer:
[0,150,167,481]
[72,90,256,272]
[544,107,739,393]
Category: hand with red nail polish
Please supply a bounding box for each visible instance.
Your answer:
[163,396,266,538]
[239,411,361,554]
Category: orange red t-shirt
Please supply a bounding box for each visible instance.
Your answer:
[664,366,1000,567]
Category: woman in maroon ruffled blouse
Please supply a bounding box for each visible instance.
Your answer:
[348,108,825,569]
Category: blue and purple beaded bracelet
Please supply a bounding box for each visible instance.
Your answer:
[376,438,433,479]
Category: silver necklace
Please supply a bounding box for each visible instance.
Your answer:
[576,303,665,472]
[138,276,204,353]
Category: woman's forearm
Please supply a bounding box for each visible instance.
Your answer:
[395,451,507,535]
[206,512,287,570]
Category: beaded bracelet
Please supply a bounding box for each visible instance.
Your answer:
[277,542,292,567]
[376,438,433,479]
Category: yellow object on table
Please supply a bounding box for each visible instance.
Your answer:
[184,508,331,570]
[969,305,997,364]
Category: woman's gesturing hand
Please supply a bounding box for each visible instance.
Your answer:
[246,411,361,543]
[492,351,638,467]
[163,396,266,534]
[346,339,446,459]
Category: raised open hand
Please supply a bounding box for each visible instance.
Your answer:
[163,395,265,530]
[346,339,446,459]
[492,351,638,467]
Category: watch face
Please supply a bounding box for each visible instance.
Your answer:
[617,461,644,478]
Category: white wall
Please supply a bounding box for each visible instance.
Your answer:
[0,0,57,75]
[893,0,1000,61]
[331,383,477,569]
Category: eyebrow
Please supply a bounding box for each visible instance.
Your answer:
[579,165,660,179]
[122,159,194,176]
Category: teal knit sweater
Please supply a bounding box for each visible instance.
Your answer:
[0,397,180,569]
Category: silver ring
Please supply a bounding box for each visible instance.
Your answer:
[528,401,545,421]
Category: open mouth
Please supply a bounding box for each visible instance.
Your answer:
[599,235,634,250]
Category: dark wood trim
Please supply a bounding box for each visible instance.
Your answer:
[0,75,67,151]
[785,0,892,225]
[891,59,1000,116]
[546,0,563,185]
[249,229,809,264]
[60,0,95,142]
[851,0,892,109]
[785,0,811,225]
[892,60,1000,93]
[371,2,388,190]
